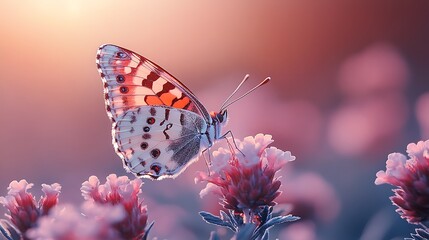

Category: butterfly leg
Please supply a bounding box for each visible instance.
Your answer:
[220,130,245,157]
[201,147,212,176]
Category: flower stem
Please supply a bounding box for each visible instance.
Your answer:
[243,209,252,224]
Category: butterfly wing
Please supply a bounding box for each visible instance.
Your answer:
[96,44,214,179]
[114,105,209,179]
[96,44,211,122]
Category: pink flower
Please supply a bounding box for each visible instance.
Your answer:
[81,174,148,239]
[375,139,429,224]
[0,180,61,235]
[196,134,295,220]
[26,202,125,240]
[40,183,61,215]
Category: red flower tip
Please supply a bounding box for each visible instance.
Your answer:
[197,134,295,217]
[0,180,61,234]
[81,174,148,239]
[376,139,429,224]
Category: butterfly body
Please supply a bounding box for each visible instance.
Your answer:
[96,44,227,179]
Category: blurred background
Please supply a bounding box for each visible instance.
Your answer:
[1,1,429,239]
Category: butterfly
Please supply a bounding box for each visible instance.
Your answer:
[96,44,269,180]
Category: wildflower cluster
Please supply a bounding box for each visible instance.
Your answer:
[0,174,150,240]
[0,180,60,237]
[376,139,429,238]
[197,134,299,239]
[81,174,149,239]
[1,134,298,239]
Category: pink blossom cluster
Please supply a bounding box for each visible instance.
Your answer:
[0,180,60,234]
[376,139,429,224]
[197,134,295,223]
[1,134,297,239]
[81,174,148,239]
[0,174,148,240]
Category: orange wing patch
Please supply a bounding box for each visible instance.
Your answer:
[159,92,177,106]
[145,95,164,105]
[172,97,191,109]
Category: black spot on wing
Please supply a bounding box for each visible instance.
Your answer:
[180,113,185,125]
[116,75,125,83]
[163,123,173,140]
[120,86,129,93]
[147,117,155,125]
[160,108,170,126]
[150,107,156,116]
[140,142,148,150]
[150,149,161,158]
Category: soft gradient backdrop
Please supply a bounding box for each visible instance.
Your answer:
[1,1,429,239]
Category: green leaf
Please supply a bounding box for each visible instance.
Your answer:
[0,220,20,240]
[141,221,155,240]
[199,211,235,231]
[253,214,300,239]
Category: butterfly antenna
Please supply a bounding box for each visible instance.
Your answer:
[219,74,250,111]
[220,76,270,112]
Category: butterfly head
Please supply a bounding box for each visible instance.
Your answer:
[210,110,228,140]
[210,110,228,127]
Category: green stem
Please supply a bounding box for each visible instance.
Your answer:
[243,209,252,224]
